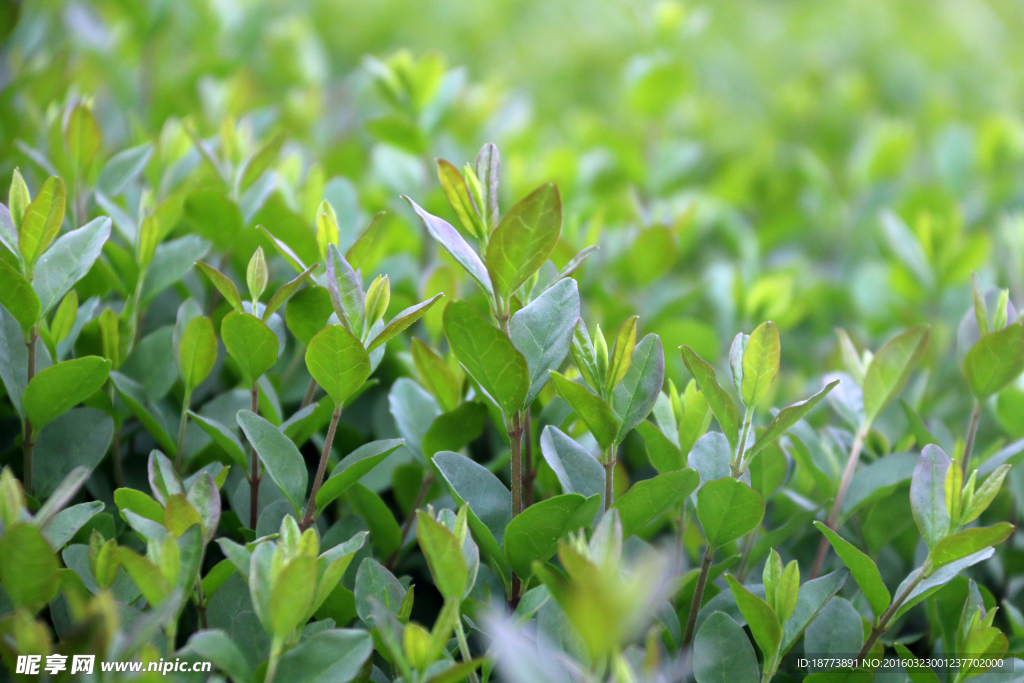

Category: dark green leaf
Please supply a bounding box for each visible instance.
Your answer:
[503,493,601,579]
[443,300,529,417]
[613,469,698,537]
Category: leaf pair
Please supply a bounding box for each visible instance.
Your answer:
[406,151,561,312]
[326,243,443,351]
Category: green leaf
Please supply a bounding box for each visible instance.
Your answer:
[285,285,334,347]
[141,235,211,304]
[221,311,278,387]
[411,338,461,412]
[746,380,839,463]
[188,411,247,468]
[696,478,764,548]
[741,321,780,408]
[894,643,942,683]
[32,217,110,316]
[348,483,402,558]
[636,421,685,473]
[367,293,445,351]
[724,575,782,662]
[239,131,284,191]
[682,345,740,452]
[612,334,664,442]
[274,628,373,683]
[862,325,929,425]
[305,324,372,407]
[693,612,760,683]
[18,176,65,266]
[179,316,217,390]
[269,555,317,638]
[23,356,110,430]
[196,261,245,313]
[263,264,316,321]
[613,469,698,537]
[315,439,404,508]
[606,316,638,394]
[117,547,171,605]
[0,257,39,332]
[417,511,469,600]
[346,211,386,271]
[182,630,254,683]
[237,410,308,515]
[963,323,1024,398]
[476,143,500,230]
[509,278,579,404]
[804,598,865,670]
[485,183,561,303]
[110,372,177,456]
[433,451,512,591]
[503,493,601,580]
[438,159,485,238]
[422,402,488,459]
[910,444,951,549]
[539,425,605,504]
[325,244,365,338]
[781,569,849,654]
[405,196,494,299]
[443,299,529,418]
[96,143,153,197]
[33,407,112,499]
[961,464,1010,526]
[0,523,60,613]
[42,501,103,550]
[115,487,165,525]
[549,371,618,451]
[813,522,890,619]
[65,103,101,170]
[689,433,732,489]
[355,558,407,624]
[929,523,1015,570]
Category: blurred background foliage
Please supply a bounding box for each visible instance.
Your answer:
[4,0,1024,474]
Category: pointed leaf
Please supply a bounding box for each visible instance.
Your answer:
[443,300,529,417]
[23,356,110,430]
[813,522,890,619]
[863,325,929,425]
[367,293,444,351]
[237,410,308,515]
[682,345,740,451]
[485,183,561,303]
[405,196,493,299]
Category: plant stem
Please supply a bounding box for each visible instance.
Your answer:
[604,456,615,511]
[175,387,192,473]
[386,473,433,570]
[523,415,534,508]
[733,414,753,476]
[106,382,124,487]
[249,384,260,530]
[194,577,208,629]
[300,376,318,409]
[510,411,523,517]
[963,399,982,477]
[682,545,715,646]
[810,424,867,579]
[856,569,927,663]
[300,404,342,531]
[735,530,758,581]
[23,330,37,495]
[264,637,283,683]
[454,614,480,683]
